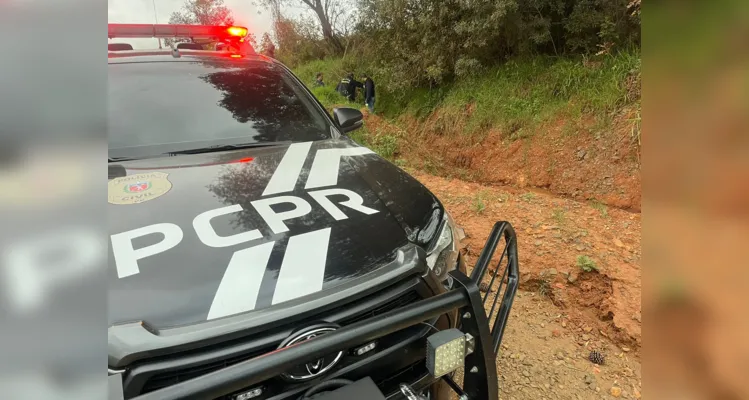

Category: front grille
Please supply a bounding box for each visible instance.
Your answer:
[340,290,422,325]
[137,289,425,397]
[140,348,270,394]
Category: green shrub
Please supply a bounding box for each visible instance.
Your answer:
[577,255,599,272]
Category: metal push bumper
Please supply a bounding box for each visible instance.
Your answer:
[128,221,519,400]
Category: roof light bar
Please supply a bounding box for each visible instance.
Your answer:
[226,26,248,37]
[108,24,249,40]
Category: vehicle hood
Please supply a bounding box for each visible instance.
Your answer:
[108,138,443,331]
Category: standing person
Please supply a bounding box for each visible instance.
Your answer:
[313,72,325,87]
[335,73,351,98]
[363,73,375,113]
[337,72,363,102]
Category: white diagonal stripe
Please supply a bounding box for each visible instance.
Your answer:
[207,241,274,320]
[304,147,374,190]
[271,228,331,305]
[262,142,313,196]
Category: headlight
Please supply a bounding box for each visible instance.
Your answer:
[426,212,460,283]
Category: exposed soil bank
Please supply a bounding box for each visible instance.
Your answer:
[364,107,641,212]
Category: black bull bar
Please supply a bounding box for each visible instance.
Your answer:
[131,221,519,400]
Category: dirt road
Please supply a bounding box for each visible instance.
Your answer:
[411,171,642,399]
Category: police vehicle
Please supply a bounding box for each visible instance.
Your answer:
[107,23,519,400]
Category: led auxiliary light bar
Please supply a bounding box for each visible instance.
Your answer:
[425,329,475,378]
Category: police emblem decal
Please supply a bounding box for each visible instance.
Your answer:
[109,172,172,205]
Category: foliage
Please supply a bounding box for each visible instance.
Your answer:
[255,0,353,53]
[576,255,599,272]
[294,49,639,139]
[165,0,235,48]
[274,17,332,66]
[473,191,488,214]
[348,0,640,86]
[590,199,609,217]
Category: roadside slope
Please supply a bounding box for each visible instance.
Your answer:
[298,52,641,211]
[409,171,642,348]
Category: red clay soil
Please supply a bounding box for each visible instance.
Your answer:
[367,107,642,212]
[407,172,643,351]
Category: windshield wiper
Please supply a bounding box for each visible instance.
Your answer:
[166,142,289,156]
[109,156,137,162]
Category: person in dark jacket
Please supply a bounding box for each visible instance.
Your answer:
[313,72,325,87]
[336,73,363,102]
[362,73,375,113]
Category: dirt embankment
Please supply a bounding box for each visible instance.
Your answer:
[363,107,642,212]
[410,172,642,348]
[414,172,642,399]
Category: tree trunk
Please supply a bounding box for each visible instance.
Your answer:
[312,1,344,53]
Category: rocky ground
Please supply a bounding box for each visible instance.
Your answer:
[409,172,643,399]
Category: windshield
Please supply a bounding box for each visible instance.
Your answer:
[108,59,331,158]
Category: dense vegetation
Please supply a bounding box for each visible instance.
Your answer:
[167,0,640,154]
[274,0,640,87]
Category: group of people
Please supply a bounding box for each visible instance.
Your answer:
[313,72,376,113]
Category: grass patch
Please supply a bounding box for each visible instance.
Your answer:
[538,278,551,298]
[369,134,398,160]
[473,190,488,214]
[520,192,536,203]
[295,50,641,136]
[590,199,609,218]
[576,255,599,272]
[552,208,566,224]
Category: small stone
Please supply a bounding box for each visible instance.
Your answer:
[553,360,563,367]
[583,374,596,385]
[561,320,568,328]
[522,370,531,378]
[595,387,600,393]
[583,326,593,333]
[535,240,543,246]
[633,388,641,399]
[540,323,546,328]
[613,238,624,247]
[567,272,578,284]
[552,329,561,337]
[581,334,591,341]
[611,386,622,397]
[556,352,565,360]
[544,384,550,389]
[621,346,631,352]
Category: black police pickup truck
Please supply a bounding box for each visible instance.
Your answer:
[108,24,519,400]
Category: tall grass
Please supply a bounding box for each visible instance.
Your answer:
[293,49,641,138]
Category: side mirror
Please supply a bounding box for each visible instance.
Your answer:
[333,107,364,133]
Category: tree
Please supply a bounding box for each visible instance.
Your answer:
[256,0,350,54]
[259,32,276,58]
[165,0,235,48]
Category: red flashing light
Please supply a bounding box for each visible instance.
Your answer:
[230,54,243,58]
[227,26,248,37]
[230,157,254,163]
